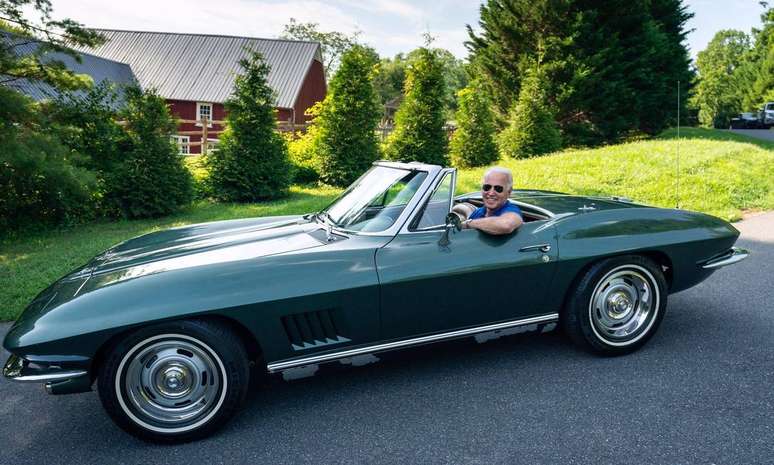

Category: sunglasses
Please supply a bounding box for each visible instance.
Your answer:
[482,184,505,193]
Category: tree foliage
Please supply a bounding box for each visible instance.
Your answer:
[468,0,693,145]
[0,0,104,91]
[107,86,193,218]
[0,86,97,231]
[374,48,467,118]
[449,82,498,168]
[497,68,562,158]
[691,30,752,128]
[208,51,291,201]
[311,45,381,187]
[385,46,448,165]
[280,18,359,78]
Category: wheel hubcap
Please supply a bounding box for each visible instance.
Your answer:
[589,266,659,345]
[122,339,223,428]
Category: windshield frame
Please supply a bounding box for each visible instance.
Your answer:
[319,161,443,237]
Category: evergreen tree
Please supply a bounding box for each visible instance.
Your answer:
[742,6,774,109]
[107,86,193,218]
[449,82,498,167]
[313,45,381,187]
[750,41,774,107]
[691,30,752,128]
[468,0,693,144]
[385,46,448,165]
[497,68,561,158]
[208,51,291,201]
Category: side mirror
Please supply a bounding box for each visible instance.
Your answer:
[439,213,462,246]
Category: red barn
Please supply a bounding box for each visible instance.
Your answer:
[76,29,326,154]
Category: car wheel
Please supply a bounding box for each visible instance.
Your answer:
[562,255,667,355]
[97,319,249,443]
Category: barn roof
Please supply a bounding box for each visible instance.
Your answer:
[73,29,324,108]
[1,32,137,107]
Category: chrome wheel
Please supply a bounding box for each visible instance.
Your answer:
[116,334,227,434]
[588,265,660,346]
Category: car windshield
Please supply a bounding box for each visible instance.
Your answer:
[322,165,428,233]
[767,103,774,111]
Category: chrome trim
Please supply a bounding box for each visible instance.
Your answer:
[701,247,750,269]
[519,243,552,253]
[3,354,88,383]
[266,313,559,373]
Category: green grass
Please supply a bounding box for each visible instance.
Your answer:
[1,128,772,321]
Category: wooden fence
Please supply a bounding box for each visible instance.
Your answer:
[174,117,311,155]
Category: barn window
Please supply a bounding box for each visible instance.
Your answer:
[170,135,190,155]
[196,102,213,127]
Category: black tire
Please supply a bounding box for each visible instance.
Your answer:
[562,255,667,355]
[98,319,250,443]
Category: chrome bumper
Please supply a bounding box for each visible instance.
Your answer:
[3,353,88,383]
[701,247,750,269]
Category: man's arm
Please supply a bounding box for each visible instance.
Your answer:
[465,212,523,235]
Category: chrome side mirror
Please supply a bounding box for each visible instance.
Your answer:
[439,213,462,247]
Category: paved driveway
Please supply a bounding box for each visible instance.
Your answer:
[1,213,772,465]
[728,128,774,142]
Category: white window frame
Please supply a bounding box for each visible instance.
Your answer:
[196,102,213,127]
[205,137,220,154]
[170,135,190,155]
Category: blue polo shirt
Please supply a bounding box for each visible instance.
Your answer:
[469,201,522,220]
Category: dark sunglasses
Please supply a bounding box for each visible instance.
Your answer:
[482,184,505,193]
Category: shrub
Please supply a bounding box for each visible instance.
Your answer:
[0,87,97,231]
[385,47,448,165]
[449,83,498,168]
[107,86,193,218]
[497,68,562,158]
[313,45,381,187]
[208,51,291,201]
[286,130,321,184]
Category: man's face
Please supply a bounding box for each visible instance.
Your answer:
[481,172,511,211]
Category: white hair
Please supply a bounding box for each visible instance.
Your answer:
[483,166,513,190]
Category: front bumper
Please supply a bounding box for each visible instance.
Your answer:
[3,354,91,394]
[701,247,750,269]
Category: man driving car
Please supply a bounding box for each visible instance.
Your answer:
[461,167,523,235]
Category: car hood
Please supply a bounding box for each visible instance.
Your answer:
[81,215,326,278]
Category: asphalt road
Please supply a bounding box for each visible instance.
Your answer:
[728,128,774,142]
[1,213,773,465]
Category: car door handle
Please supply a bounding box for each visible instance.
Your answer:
[519,244,551,253]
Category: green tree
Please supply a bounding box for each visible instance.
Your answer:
[108,86,193,218]
[1,0,104,91]
[280,18,359,78]
[751,41,774,105]
[208,51,291,201]
[468,0,693,144]
[312,45,381,187]
[691,30,752,128]
[497,67,562,158]
[741,6,774,109]
[385,46,448,165]
[449,82,498,167]
[0,86,97,231]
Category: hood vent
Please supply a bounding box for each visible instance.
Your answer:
[281,309,350,351]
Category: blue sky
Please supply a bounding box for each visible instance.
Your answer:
[51,0,767,60]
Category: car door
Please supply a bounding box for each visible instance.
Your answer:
[375,172,559,340]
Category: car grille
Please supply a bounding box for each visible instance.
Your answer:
[281,309,350,351]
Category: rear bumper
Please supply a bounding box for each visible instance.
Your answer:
[701,247,750,269]
[3,354,91,394]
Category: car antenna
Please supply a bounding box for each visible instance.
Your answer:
[676,80,681,209]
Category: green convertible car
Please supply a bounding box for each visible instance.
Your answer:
[3,161,749,442]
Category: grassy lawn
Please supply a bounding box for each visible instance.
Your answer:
[1,128,772,321]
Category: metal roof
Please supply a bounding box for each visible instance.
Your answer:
[73,29,323,108]
[1,32,137,108]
